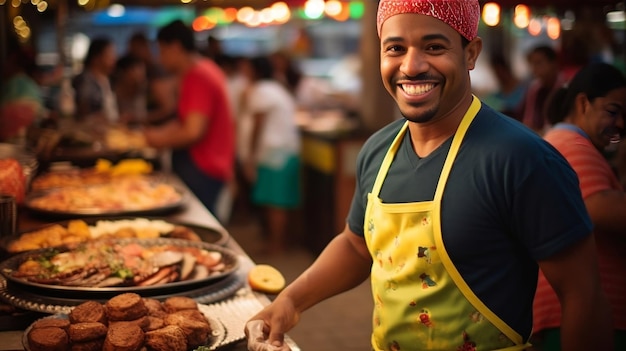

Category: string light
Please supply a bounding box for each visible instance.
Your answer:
[514,4,530,29]
[482,2,500,27]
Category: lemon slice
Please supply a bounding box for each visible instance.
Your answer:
[248,264,286,294]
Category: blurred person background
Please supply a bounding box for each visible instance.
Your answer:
[0,34,46,142]
[481,52,528,121]
[112,54,147,124]
[126,32,177,126]
[518,45,568,134]
[71,36,119,123]
[532,61,626,351]
[241,55,301,254]
[143,20,235,217]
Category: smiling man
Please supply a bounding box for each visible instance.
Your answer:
[244,1,613,350]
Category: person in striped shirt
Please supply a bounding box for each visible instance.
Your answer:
[534,62,626,351]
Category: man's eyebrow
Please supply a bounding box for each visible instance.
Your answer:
[382,33,452,46]
[382,36,404,46]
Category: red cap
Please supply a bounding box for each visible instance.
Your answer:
[377,0,480,41]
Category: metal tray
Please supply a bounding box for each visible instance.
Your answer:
[0,255,252,314]
[0,237,239,299]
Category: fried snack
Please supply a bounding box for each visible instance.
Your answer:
[162,296,198,313]
[143,298,167,319]
[164,311,212,348]
[144,325,188,351]
[169,309,207,324]
[102,323,144,351]
[70,338,105,351]
[27,327,69,351]
[67,220,91,239]
[7,224,67,252]
[68,322,108,342]
[31,317,70,331]
[69,301,108,325]
[105,293,148,321]
[7,220,92,253]
[144,316,165,331]
[108,316,150,332]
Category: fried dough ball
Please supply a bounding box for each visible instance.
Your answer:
[144,325,188,351]
[105,293,148,321]
[27,327,69,351]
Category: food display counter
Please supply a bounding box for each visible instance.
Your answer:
[0,173,300,351]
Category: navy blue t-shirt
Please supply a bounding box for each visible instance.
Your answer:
[347,103,592,340]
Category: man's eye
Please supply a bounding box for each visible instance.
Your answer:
[606,110,620,118]
[426,44,445,51]
[386,45,404,53]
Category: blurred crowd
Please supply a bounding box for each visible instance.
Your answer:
[0,20,306,254]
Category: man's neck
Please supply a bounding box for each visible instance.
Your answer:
[407,95,473,158]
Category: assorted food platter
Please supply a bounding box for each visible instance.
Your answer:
[0,237,240,299]
[22,178,186,218]
[2,217,230,255]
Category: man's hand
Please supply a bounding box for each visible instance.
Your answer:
[245,295,300,351]
[245,320,291,351]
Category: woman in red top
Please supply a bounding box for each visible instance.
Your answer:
[534,62,626,350]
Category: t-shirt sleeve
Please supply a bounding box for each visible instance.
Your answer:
[511,148,593,261]
[347,146,368,237]
[557,141,616,199]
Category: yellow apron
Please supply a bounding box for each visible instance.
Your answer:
[364,98,531,351]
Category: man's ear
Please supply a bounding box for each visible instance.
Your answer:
[465,37,483,70]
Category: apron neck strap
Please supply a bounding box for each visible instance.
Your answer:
[371,96,482,198]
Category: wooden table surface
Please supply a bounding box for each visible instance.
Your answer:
[0,174,299,351]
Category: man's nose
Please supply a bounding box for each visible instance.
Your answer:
[400,49,429,77]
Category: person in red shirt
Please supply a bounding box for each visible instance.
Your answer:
[534,62,626,350]
[144,20,235,215]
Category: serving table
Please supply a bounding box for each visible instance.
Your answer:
[0,174,300,351]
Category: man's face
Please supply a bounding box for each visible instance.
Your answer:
[582,87,626,149]
[379,14,479,124]
[157,41,179,73]
[527,51,556,85]
[101,44,117,75]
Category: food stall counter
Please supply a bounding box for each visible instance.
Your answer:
[0,173,300,351]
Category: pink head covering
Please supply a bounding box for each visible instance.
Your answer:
[376,0,480,41]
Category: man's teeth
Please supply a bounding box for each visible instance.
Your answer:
[402,84,434,95]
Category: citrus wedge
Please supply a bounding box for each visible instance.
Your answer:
[248,264,286,294]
